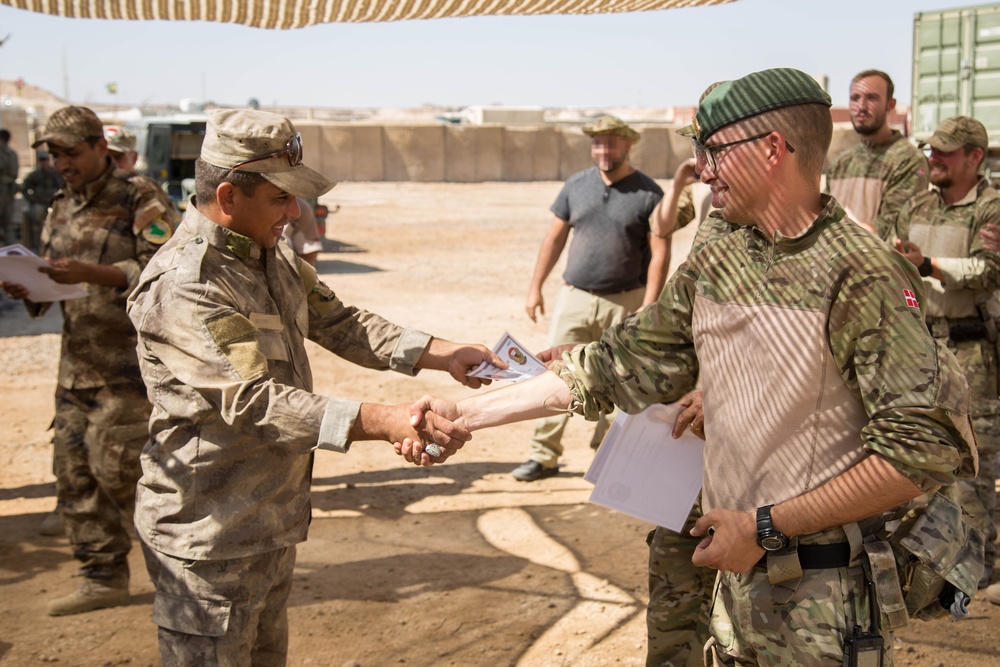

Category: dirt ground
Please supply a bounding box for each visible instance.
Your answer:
[1,181,999,667]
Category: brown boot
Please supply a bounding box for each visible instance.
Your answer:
[37,510,65,537]
[47,578,130,616]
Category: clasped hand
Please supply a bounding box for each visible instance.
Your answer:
[396,395,464,465]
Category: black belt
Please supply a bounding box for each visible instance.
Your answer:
[572,285,639,297]
[756,542,851,570]
[926,317,991,343]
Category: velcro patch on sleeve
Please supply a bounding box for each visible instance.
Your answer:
[205,312,268,381]
[141,218,174,245]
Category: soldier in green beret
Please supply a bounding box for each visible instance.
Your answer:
[404,68,979,666]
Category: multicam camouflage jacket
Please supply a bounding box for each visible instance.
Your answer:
[827,130,929,241]
[553,196,976,515]
[37,161,178,389]
[894,177,1000,320]
[127,205,432,561]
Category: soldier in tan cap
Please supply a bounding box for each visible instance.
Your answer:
[104,126,139,171]
[892,114,1000,591]
[125,108,503,666]
[0,105,179,615]
[513,113,667,482]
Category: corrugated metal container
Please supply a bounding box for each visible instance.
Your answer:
[912,3,1000,146]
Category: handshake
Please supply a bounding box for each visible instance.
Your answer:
[394,395,466,466]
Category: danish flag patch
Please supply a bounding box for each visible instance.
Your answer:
[903,289,919,309]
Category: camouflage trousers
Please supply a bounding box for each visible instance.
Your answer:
[53,382,150,581]
[528,285,644,465]
[142,543,296,667]
[945,338,1000,587]
[646,499,713,667]
[706,531,891,666]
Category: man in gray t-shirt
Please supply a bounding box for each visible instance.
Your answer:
[516,115,667,482]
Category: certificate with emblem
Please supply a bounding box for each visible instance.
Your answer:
[466,331,547,383]
[585,403,704,532]
[0,244,88,302]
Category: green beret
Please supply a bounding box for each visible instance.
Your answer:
[677,68,831,143]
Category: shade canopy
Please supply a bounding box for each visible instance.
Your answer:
[1,0,736,30]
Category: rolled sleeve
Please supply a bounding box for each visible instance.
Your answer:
[317,398,363,453]
[389,328,432,376]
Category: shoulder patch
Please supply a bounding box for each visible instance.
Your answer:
[142,219,174,245]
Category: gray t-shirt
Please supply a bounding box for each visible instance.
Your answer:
[553,166,663,292]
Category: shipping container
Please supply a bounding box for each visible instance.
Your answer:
[912,2,1000,157]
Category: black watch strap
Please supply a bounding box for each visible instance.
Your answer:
[755,504,789,551]
[919,256,933,277]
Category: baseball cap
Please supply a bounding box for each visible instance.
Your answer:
[582,115,641,144]
[105,126,137,154]
[201,109,336,199]
[919,116,989,152]
[32,106,105,149]
[677,68,831,143]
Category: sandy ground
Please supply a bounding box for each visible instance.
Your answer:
[1,181,999,667]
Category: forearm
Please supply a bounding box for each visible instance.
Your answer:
[642,240,671,306]
[81,263,129,288]
[651,184,685,239]
[457,370,572,431]
[771,454,922,537]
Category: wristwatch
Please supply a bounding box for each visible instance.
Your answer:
[918,256,933,277]
[755,504,789,552]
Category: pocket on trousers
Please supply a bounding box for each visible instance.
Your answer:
[152,590,232,637]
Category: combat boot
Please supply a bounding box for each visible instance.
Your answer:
[984,581,1000,606]
[47,578,130,616]
[37,510,64,537]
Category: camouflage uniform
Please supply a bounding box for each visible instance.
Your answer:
[34,160,177,585]
[20,160,63,251]
[0,140,18,244]
[894,177,1000,586]
[646,213,736,667]
[127,204,432,665]
[553,196,976,666]
[826,130,929,240]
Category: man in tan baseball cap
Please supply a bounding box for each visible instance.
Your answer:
[894,114,1000,595]
[126,108,504,665]
[104,126,139,172]
[9,104,179,617]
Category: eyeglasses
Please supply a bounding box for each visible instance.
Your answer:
[692,132,795,173]
[231,133,303,171]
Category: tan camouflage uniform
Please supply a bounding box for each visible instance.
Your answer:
[35,160,177,584]
[894,177,1000,587]
[127,204,432,665]
[552,196,976,666]
[827,130,929,240]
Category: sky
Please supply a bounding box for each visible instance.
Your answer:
[0,0,987,111]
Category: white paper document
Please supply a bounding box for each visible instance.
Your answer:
[585,403,704,532]
[0,244,88,302]
[466,331,547,383]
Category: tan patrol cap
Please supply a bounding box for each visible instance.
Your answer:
[201,109,336,199]
[920,116,989,152]
[105,126,137,154]
[32,106,105,149]
[582,115,641,144]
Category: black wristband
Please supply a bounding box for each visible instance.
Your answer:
[918,257,933,277]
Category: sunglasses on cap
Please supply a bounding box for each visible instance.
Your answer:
[231,133,303,171]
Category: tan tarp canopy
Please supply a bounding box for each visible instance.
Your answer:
[1,0,736,30]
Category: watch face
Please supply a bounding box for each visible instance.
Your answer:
[760,535,787,551]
